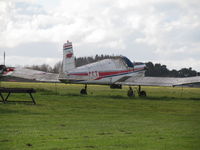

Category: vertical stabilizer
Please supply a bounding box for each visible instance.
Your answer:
[63,41,75,73]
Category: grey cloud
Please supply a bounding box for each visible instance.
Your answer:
[1,0,200,70]
[4,42,60,58]
[15,2,46,15]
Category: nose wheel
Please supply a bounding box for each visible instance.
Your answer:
[80,84,87,95]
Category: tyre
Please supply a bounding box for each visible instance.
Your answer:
[80,89,87,95]
[127,89,135,97]
[139,91,146,97]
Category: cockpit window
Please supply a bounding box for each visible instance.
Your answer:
[122,57,134,68]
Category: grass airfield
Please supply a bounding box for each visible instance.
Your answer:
[0,82,200,150]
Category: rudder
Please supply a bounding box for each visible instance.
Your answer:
[62,41,75,73]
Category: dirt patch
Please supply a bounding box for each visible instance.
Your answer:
[85,145,96,149]
[58,137,69,140]
[124,132,132,134]
[97,132,112,135]
[60,124,66,127]
[26,143,32,147]
[118,129,126,132]
[0,139,10,142]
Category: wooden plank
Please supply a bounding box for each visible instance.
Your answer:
[0,88,36,93]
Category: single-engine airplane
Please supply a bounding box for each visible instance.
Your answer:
[1,41,200,97]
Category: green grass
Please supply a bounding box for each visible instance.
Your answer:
[0,82,200,150]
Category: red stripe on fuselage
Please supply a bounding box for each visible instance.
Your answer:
[99,69,133,76]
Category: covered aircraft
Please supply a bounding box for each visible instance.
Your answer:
[1,41,200,97]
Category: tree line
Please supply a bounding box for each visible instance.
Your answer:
[26,55,200,77]
[145,62,199,77]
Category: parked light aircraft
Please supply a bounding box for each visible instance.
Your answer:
[1,41,200,97]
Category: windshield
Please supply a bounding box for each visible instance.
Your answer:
[122,57,134,68]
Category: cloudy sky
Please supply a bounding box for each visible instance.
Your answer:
[0,0,200,71]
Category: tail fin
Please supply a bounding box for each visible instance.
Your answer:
[62,41,75,73]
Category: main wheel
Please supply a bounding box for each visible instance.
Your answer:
[80,89,87,95]
[139,90,147,97]
[127,89,135,97]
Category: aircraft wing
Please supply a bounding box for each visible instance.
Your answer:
[116,76,200,87]
[3,67,60,82]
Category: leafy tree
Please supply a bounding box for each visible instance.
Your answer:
[145,62,198,77]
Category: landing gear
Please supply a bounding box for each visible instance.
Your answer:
[80,84,87,95]
[139,90,146,97]
[127,87,135,97]
[127,86,147,97]
[137,85,147,97]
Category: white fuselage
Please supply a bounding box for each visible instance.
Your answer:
[59,58,146,85]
